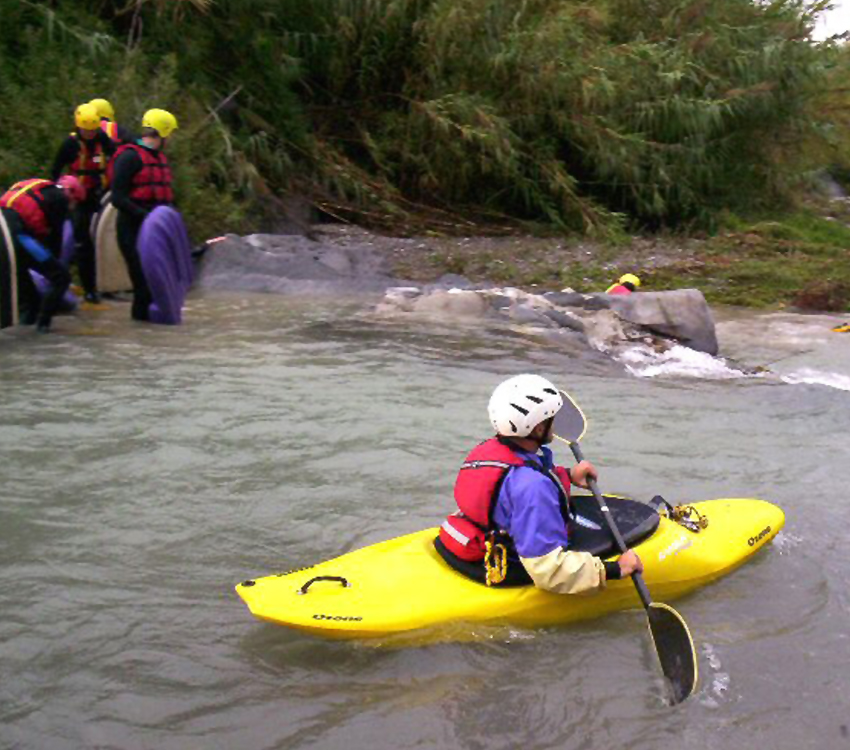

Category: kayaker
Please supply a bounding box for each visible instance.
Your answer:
[606,273,641,295]
[110,108,177,322]
[51,102,115,305]
[88,98,136,147]
[438,374,643,592]
[0,176,84,332]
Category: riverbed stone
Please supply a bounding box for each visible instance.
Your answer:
[608,289,718,355]
[412,289,490,316]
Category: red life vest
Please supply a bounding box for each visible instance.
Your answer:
[113,144,174,206]
[68,133,107,192]
[439,438,572,562]
[0,179,53,239]
[606,284,632,296]
[101,120,119,142]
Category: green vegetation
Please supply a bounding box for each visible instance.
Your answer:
[1,0,849,309]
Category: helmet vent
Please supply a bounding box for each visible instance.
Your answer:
[510,402,529,415]
[509,421,518,433]
[526,395,543,404]
[543,388,557,395]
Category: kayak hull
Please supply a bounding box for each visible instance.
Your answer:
[236,498,784,641]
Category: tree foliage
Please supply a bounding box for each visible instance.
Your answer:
[0,0,844,236]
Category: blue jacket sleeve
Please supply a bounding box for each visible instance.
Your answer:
[17,234,52,263]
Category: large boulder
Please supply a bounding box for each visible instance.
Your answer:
[607,289,718,355]
[194,233,395,294]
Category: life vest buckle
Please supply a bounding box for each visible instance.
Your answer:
[483,535,508,586]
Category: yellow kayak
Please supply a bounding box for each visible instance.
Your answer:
[236,497,784,641]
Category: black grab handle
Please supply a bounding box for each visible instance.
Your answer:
[297,575,351,595]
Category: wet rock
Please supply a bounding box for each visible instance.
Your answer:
[195,233,395,294]
[543,308,585,332]
[488,294,513,311]
[508,303,554,327]
[608,289,718,355]
[412,289,490,316]
[545,291,612,311]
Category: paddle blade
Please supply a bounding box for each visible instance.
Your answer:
[646,602,698,705]
[552,390,587,444]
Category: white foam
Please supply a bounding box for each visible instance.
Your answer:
[617,344,756,380]
[781,368,850,392]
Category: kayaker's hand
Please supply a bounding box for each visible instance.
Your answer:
[570,460,597,488]
[617,549,643,578]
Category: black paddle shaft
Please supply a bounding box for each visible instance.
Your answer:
[569,442,653,610]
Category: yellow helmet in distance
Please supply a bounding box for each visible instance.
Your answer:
[619,273,641,288]
[141,108,178,138]
[89,98,115,121]
[74,103,101,131]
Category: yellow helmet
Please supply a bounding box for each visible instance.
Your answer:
[74,103,101,131]
[141,108,178,138]
[619,273,641,288]
[89,98,115,121]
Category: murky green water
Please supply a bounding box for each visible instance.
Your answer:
[1,293,849,750]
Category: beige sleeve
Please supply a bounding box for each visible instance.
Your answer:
[519,548,607,595]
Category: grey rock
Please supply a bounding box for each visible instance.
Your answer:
[543,308,585,332]
[508,303,553,326]
[544,291,612,311]
[195,233,395,294]
[609,289,718,355]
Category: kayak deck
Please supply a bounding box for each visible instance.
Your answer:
[236,497,784,641]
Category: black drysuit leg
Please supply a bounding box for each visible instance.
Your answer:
[116,211,152,321]
[72,197,99,296]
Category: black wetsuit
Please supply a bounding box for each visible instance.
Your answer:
[111,144,173,321]
[51,130,115,297]
[0,185,72,329]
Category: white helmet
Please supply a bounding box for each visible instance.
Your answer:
[488,374,563,437]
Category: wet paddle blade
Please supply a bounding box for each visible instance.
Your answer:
[552,390,587,444]
[646,602,698,704]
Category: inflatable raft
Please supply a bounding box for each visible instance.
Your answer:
[92,194,133,294]
[0,211,18,329]
[236,495,785,640]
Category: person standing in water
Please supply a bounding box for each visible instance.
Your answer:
[437,374,643,591]
[0,176,85,332]
[51,103,115,305]
[606,273,641,296]
[110,108,177,322]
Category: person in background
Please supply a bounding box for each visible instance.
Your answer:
[605,273,641,296]
[51,102,114,304]
[0,176,85,332]
[89,98,136,147]
[110,108,178,322]
[437,374,643,592]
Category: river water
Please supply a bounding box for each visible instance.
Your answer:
[1,292,849,750]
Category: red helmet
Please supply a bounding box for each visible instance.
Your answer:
[57,175,86,203]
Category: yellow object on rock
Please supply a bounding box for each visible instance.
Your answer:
[619,273,641,288]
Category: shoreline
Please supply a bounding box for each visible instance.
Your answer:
[308,196,850,313]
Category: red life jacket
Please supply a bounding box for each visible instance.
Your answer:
[101,120,119,142]
[439,438,572,562]
[0,179,53,239]
[112,144,174,206]
[606,284,632,296]
[68,133,107,192]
